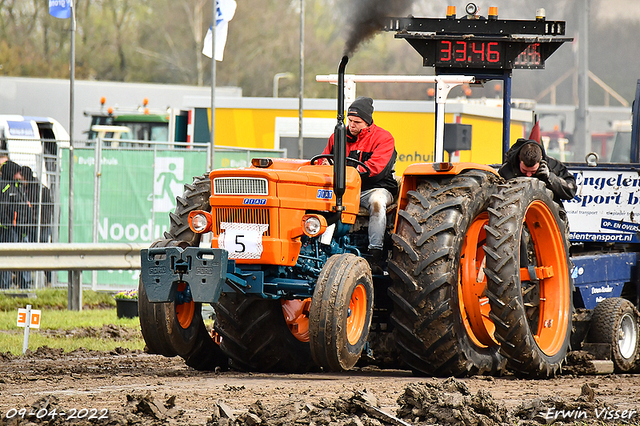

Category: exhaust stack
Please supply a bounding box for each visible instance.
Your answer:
[333,55,349,212]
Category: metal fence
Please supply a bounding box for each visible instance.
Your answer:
[0,138,286,292]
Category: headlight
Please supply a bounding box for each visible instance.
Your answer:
[301,214,327,237]
[192,214,208,232]
[188,211,212,233]
[304,217,322,236]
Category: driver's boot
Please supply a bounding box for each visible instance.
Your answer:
[368,248,385,275]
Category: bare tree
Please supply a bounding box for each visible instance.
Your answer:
[178,0,208,86]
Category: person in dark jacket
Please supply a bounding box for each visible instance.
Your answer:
[498,138,577,205]
[20,166,53,243]
[20,166,54,285]
[321,97,398,265]
[499,138,576,266]
[0,160,32,289]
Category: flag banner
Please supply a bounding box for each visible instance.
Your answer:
[528,120,541,143]
[202,0,237,61]
[49,0,72,19]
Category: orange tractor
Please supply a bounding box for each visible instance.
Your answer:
[139,4,576,377]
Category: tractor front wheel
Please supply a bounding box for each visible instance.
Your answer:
[309,253,374,371]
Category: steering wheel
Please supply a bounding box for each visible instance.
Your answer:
[309,154,371,178]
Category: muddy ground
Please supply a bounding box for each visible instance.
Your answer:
[1,326,640,425]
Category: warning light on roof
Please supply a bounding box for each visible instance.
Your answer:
[144,108,150,115]
[100,97,106,106]
[143,97,149,107]
[536,8,546,21]
[488,7,498,20]
[446,6,456,19]
[465,3,478,16]
[107,107,114,115]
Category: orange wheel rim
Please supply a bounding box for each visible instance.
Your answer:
[176,282,195,329]
[521,200,570,356]
[347,283,367,345]
[459,212,498,348]
[281,298,311,342]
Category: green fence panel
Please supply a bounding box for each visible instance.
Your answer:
[56,146,284,288]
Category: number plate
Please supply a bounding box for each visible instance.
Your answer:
[219,222,269,259]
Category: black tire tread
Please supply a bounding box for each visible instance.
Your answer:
[389,170,504,377]
[214,294,315,373]
[309,253,374,371]
[484,178,573,377]
[139,175,228,371]
[164,173,211,244]
[588,297,640,373]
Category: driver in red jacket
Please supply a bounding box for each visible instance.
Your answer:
[321,96,398,268]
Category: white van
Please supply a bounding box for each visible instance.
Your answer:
[0,115,70,181]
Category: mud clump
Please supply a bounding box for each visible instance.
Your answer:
[208,378,514,426]
[396,378,509,425]
[563,350,597,375]
[210,391,390,426]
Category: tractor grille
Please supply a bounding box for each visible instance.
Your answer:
[214,208,271,236]
[213,177,268,195]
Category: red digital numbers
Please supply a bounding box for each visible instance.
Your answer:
[439,40,452,61]
[437,40,501,66]
[514,43,541,67]
[487,42,500,62]
[471,42,484,62]
[455,41,466,62]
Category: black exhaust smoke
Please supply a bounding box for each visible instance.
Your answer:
[342,0,414,56]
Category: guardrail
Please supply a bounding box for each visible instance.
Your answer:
[0,243,149,311]
[0,243,148,270]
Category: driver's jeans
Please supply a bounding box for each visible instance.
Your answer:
[360,188,394,251]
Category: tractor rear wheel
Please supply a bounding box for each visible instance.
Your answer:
[484,178,572,377]
[138,240,228,370]
[388,170,504,376]
[588,297,640,372]
[139,174,228,371]
[309,253,374,371]
[214,293,315,372]
[163,173,211,244]
[138,248,177,358]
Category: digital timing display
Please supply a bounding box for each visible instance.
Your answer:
[435,40,542,69]
[513,43,542,68]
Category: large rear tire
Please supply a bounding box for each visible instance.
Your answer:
[138,241,228,371]
[389,170,504,377]
[214,294,315,372]
[139,174,228,371]
[164,173,211,244]
[484,178,573,377]
[588,297,640,373]
[309,253,374,371]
